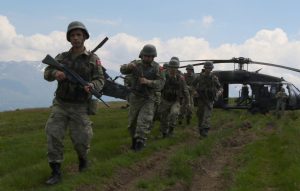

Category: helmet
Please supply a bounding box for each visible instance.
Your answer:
[168,57,180,68]
[66,21,89,42]
[163,63,168,69]
[170,56,179,62]
[140,44,157,57]
[203,61,214,69]
[186,64,194,70]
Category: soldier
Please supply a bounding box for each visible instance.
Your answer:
[275,87,288,118]
[237,84,250,105]
[43,21,104,185]
[193,61,222,137]
[159,57,190,138]
[120,44,165,151]
[178,64,196,125]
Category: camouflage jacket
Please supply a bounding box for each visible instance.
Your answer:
[184,73,196,93]
[162,72,190,104]
[120,60,165,98]
[275,91,288,102]
[192,73,222,102]
[44,48,105,102]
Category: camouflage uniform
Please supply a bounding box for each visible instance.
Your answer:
[44,21,104,185]
[179,65,196,125]
[193,62,222,137]
[275,88,288,118]
[120,44,165,151]
[159,57,190,137]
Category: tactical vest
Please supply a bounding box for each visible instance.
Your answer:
[55,52,95,102]
[162,73,182,102]
[196,73,219,101]
[131,60,158,95]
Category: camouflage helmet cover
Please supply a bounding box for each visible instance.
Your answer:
[163,63,169,69]
[203,61,214,69]
[67,21,89,42]
[140,44,157,57]
[186,64,194,70]
[168,57,180,68]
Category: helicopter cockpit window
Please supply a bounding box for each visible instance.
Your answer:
[287,84,299,106]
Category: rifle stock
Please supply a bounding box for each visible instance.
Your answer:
[42,54,110,107]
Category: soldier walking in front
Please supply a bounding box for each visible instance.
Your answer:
[120,44,165,151]
[159,57,190,138]
[193,61,222,137]
[43,21,104,185]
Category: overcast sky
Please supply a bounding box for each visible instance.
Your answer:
[1,0,300,87]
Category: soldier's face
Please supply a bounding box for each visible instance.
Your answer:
[142,55,154,64]
[69,29,86,48]
[168,68,177,76]
[204,68,212,75]
[187,69,193,75]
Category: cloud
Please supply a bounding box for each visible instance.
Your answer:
[1,15,300,87]
[202,15,214,27]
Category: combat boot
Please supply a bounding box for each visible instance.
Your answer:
[79,157,88,172]
[162,132,168,138]
[168,127,174,137]
[45,162,61,185]
[200,128,209,138]
[186,117,191,125]
[134,139,145,152]
[130,137,137,150]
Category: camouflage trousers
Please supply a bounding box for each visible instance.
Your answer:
[179,94,194,122]
[275,101,286,118]
[45,98,93,163]
[196,99,213,131]
[159,99,180,134]
[128,93,155,140]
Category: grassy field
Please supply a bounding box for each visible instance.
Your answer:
[1,101,300,191]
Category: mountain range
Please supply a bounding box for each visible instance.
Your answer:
[0,61,120,112]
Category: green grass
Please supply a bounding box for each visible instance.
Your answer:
[1,103,300,191]
[230,111,300,191]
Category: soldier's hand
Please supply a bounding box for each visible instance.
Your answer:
[84,83,94,93]
[55,71,66,81]
[128,63,136,70]
[140,77,151,85]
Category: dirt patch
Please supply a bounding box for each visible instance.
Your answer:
[189,127,257,191]
[102,131,199,191]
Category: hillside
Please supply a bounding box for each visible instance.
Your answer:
[0,61,121,112]
[1,104,300,191]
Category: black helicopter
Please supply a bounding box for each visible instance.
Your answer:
[179,57,300,114]
[99,56,300,114]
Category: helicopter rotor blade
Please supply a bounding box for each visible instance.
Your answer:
[179,57,300,73]
[250,61,300,73]
[179,60,230,68]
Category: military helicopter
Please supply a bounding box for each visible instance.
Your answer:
[99,56,300,114]
[179,57,300,114]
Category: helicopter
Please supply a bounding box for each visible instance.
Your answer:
[178,57,300,114]
[99,57,300,114]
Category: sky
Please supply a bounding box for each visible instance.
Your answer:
[2,0,300,88]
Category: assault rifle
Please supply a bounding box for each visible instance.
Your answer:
[42,54,110,107]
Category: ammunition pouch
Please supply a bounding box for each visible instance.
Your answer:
[87,99,98,115]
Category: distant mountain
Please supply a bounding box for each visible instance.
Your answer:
[0,61,121,112]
